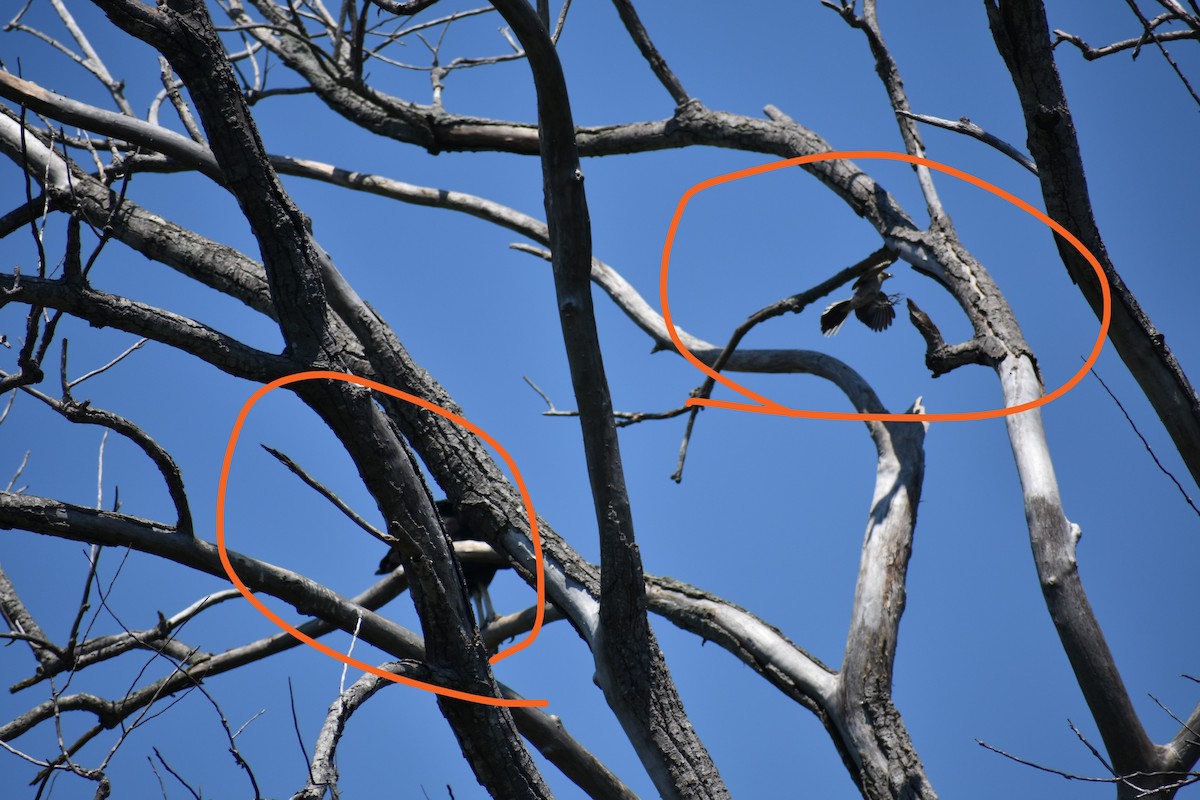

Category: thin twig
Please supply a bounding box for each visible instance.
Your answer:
[1087,361,1200,518]
[96,430,106,508]
[551,0,573,44]
[1052,27,1199,59]
[68,338,147,390]
[609,0,688,105]
[669,407,700,484]
[261,444,391,543]
[46,0,134,114]
[0,390,16,426]
[1148,693,1200,741]
[65,545,101,657]
[1122,0,1200,107]
[1068,718,1117,776]
[522,373,689,426]
[186,678,264,798]
[976,738,1115,783]
[156,57,205,143]
[152,747,202,800]
[6,449,31,492]
[289,676,316,783]
[340,614,363,694]
[522,376,556,412]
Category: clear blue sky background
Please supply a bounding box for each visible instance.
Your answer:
[1,1,1197,797]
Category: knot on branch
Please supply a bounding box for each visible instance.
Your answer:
[670,98,706,128]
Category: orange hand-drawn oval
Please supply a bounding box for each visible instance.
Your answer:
[659,151,1111,422]
[216,370,547,707]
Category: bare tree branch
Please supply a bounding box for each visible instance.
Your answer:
[987,0,1200,496]
[0,273,293,382]
[896,110,1038,174]
[1053,26,1198,59]
[827,0,947,223]
[491,2,726,796]
[4,3,1195,797]
[6,374,194,534]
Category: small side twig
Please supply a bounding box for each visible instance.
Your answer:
[152,747,202,800]
[6,449,31,492]
[609,0,689,105]
[1087,360,1200,518]
[288,676,316,786]
[156,57,205,144]
[1122,0,1200,108]
[1068,718,1117,776]
[68,338,147,390]
[1147,693,1200,741]
[550,0,573,44]
[895,110,1038,174]
[523,375,689,426]
[1052,26,1198,59]
[64,543,101,657]
[976,737,1115,784]
[261,444,392,544]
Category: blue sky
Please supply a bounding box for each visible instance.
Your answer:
[1,1,1198,797]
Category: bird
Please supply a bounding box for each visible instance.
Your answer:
[376,499,499,624]
[819,266,898,336]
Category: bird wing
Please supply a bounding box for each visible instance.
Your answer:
[855,297,896,332]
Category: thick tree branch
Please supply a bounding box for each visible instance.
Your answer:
[0,273,292,382]
[0,86,613,730]
[834,399,932,799]
[85,0,551,793]
[987,0,1200,494]
[0,491,612,796]
[2,57,949,797]
[987,5,1200,795]
[9,7,1180,796]
[0,70,223,182]
[489,2,726,797]
[0,493,430,709]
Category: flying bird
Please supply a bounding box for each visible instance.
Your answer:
[820,266,898,336]
[376,499,499,624]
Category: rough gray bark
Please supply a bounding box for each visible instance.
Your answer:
[985,0,1200,492]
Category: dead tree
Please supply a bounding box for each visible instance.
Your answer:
[0,1,1196,798]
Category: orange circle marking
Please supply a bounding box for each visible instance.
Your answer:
[659,151,1111,422]
[216,370,547,707]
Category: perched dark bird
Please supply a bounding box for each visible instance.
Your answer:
[376,499,498,623]
[820,266,898,336]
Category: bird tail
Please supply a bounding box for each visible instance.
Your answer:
[820,300,852,336]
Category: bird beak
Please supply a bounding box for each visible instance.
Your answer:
[881,271,894,280]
